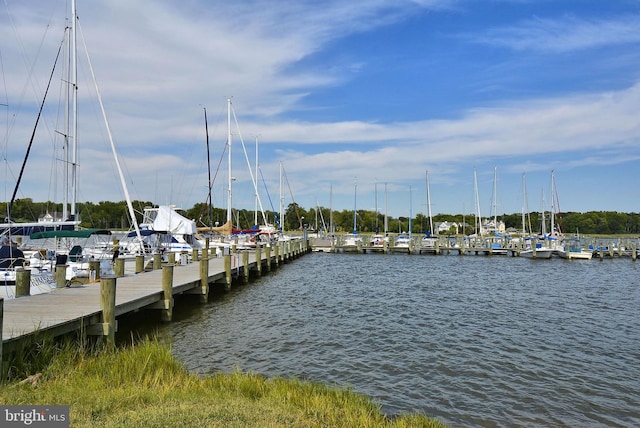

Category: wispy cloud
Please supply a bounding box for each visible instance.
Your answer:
[470,15,640,53]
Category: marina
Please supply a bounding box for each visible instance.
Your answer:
[0,240,309,366]
[310,233,639,260]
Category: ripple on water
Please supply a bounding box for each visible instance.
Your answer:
[167,253,640,427]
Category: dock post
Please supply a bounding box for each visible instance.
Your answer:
[632,243,637,261]
[135,255,145,273]
[242,251,249,284]
[168,252,176,265]
[153,252,162,270]
[255,244,262,277]
[265,245,272,272]
[88,260,100,282]
[0,298,3,377]
[273,243,279,267]
[55,264,67,287]
[161,264,174,321]
[16,268,30,297]
[224,254,232,290]
[198,256,209,303]
[114,258,125,277]
[100,276,117,348]
[192,248,199,262]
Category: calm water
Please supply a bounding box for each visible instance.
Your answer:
[162,252,640,427]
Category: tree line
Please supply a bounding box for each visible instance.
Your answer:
[3,198,640,236]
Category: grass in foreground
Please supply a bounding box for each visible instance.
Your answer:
[0,339,446,427]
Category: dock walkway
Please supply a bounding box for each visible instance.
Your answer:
[1,240,309,362]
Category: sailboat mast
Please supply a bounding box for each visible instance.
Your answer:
[493,166,497,232]
[384,182,388,234]
[409,185,412,238]
[352,178,357,233]
[279,161,284,233]
[70,0,78,222]
[226,98,232,226]
[203,107,213,228]
[374,181,378,233]
[474,168,482,235]
[426,170,433,234]
[550,170,556,235]
[204,107,212,230]
[254,135,259,226]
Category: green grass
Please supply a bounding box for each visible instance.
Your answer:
[0,338,447,427]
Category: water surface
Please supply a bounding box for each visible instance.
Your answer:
[164,252,640,427]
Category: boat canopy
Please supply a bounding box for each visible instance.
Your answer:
[147,205,197,236]
[29,229,111,239]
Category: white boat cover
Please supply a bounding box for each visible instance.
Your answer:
[152,205,197,235]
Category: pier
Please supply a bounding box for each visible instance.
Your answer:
[0,240,310,369]
[311,234,639,260]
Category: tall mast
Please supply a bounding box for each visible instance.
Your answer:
[550,170,556,235]
[409,185,412,238]
[279,161,284,233]
[254,135,259,226]
[374,181,378,233]
[204,107,212,230]
[384,182,388,234]
[226,98,232,226]
[329,183,333,233]
[426,170,433,234]
[493,166,497,233]
[352,178,357,233]
[70,0,78,222]
[474,168,483,235]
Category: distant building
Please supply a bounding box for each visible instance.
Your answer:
[435,221,459,235]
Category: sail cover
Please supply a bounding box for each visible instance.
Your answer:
[150,205,197,235]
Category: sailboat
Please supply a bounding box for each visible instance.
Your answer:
[368,181,388,251]
[420,170,438,254]
[482,167,508,255]
[1,0,144,297]
[519,174,552,259]
[342,179,362,252]
[550,171,592,260]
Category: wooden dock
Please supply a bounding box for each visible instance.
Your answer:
[1,240,309,363]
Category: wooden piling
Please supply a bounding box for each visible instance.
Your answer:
[15,268,30,297]
[198,256,209,303]
[265,245,272,271]
[161,264,174,321]
[135,255,145,273]
[88,260,100,282]
[168,252,176,265]
[114,258,125,277]
[242,251,249,284]
[224,254,232,290]
[192,248,199,262]
[100,276,117,347]
[0,298,3,376]
[274,244,279,267]
[55,265,67,287]
[153,253,162,270]
[255,244,262,277]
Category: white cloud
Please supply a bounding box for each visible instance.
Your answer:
[470,15,640,53]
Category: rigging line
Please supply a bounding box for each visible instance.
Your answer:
[281,164,302,228]
[230,105,269,226]
[8,40,64,222]
[197,134,227,226]
[258,166,279,228]
[77,17,144,246]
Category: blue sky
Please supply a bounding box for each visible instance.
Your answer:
[1,0,640,223]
